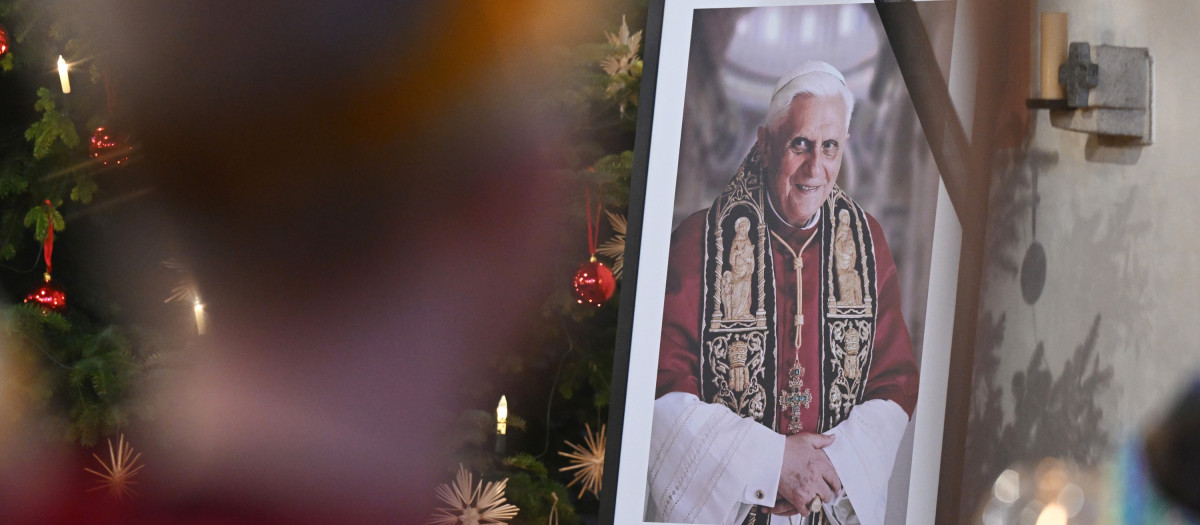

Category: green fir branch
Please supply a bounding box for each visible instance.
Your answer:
[504,453,549,478]
[22,201,63,241]
[25,87,80,159]
[0,161,31,197]
[70,176,97,204]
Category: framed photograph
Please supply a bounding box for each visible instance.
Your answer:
[603,1,964,524]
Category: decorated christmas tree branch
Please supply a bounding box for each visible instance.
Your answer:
[0,0,152,449]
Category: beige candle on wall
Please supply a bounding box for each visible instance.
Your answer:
[1040,12,1068,99]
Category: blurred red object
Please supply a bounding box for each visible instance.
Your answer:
[88,127,133,166]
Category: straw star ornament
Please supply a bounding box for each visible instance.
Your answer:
[162,258,198,304]
[558,423,606,499]
[429,465,519,525]
[596,211,626,280]
[84,434,145,500]
[601,15,643,116]
[601,15,642,79]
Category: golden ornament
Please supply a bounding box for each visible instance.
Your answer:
[558,423,605,499]
[430,465,519,525]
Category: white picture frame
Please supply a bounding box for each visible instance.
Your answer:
[602,1,965,523]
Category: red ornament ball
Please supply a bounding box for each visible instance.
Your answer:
[0,24,9,57]
[88,127,133,166]
[24,277,67,313]
[572,259,615,307]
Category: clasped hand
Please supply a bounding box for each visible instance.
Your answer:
[768,432,841,517]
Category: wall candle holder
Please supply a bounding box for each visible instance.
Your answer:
[1028,41,1154,144]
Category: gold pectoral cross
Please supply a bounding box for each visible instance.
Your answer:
[780,358,812,434]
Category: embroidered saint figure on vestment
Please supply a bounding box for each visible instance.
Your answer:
[834,209,863,306]
[724,217,755,320]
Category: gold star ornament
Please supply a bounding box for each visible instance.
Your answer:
[83,434,145,500]
[429,465,519,525]
[558,423,606,499]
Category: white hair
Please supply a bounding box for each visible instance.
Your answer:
[764,61,855,132]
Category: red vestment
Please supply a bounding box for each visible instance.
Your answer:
[657,206,919,434]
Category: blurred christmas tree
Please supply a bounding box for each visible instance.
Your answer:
[3,2,652,520]
[436,4,647,524]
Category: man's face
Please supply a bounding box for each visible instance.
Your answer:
[758,93,849,226]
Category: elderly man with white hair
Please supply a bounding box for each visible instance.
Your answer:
[647,61,919,525]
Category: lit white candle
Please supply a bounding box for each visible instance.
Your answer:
[57,55,70,94]
[496,395,508,435]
